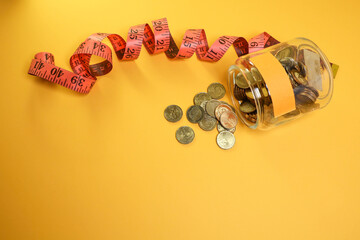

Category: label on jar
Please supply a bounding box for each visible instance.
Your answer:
[250,52,296,118]
[304,49,322,91]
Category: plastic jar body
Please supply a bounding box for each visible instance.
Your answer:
[228,38,334,130]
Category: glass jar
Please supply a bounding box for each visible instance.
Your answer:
[228,38,335,130]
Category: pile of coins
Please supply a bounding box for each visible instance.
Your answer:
[164,83,238,150]
[232,46,321,127]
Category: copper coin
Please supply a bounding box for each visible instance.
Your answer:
[233,85,247,101]
[219,111,238,129]
[215,104,232,120]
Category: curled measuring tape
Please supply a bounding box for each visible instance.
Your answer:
[28,18,279,94]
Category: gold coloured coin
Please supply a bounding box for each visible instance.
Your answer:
[175,126,195,144]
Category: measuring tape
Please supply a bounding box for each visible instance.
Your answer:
[28,17,280,94]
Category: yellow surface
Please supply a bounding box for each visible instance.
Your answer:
[0,0,359,239]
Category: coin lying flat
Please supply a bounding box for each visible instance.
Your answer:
[240,101,256,113]
[175,126,195,144]
[216,131,235,150]
[219,101,236,113]
[198,114,217,131]
[186,105,205,123]
[193,92,212,106]
[215,104,232,120]
[164,105,183,122]
[219,111,238,129]
[217,122,235,133]
[207,82,226,99]
[200,100,208,111]
[205,99,221,118]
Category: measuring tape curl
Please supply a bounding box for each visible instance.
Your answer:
[28,18,279,94]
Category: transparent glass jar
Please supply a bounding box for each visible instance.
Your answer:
[228,38,334,130]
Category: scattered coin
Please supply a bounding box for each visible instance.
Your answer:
[239,101,256,113]
[193,92,212,106]
[175,126,195,144]
[219,101,236,112]
[205,99,221,118]
[164,105,183,123]
[219,111,238,129]
[217,122,235,133]
[207,82,226,99]
[198,114,217,131]
[215,104,232,120]
[200,100,208,111]
[216,131,236,150]
[166,83,239,149]
[186,105,205,123]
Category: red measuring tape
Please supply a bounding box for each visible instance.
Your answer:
[28,18,279,94]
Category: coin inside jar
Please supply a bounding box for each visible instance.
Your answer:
[294,85,318,105]
[175,126,195,144]
[186,105,205,123]
[219,111,238,130]
[207,82,226,99]
[193,92,212,106]
[240,101,256,113]
[290,69,308,85]
[235,73,249,89]
[233,85,247,101]
[164,105,183,123]
[216,131,235,150]
[215,104,232,120]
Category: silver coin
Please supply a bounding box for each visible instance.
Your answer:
[216,131,236,150]
[207,82,226,99]
[205,99,221,118]
[200,100,208,111]
[164,105,183,122]
[198,114,217,131]
[175,126,195,144]
[217,122,235,133]
[193,92,212,106]
[186,105,205,123]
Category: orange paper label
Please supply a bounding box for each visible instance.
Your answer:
[250,52,295,117]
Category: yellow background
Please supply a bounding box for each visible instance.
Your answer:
[1,0,359,239]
